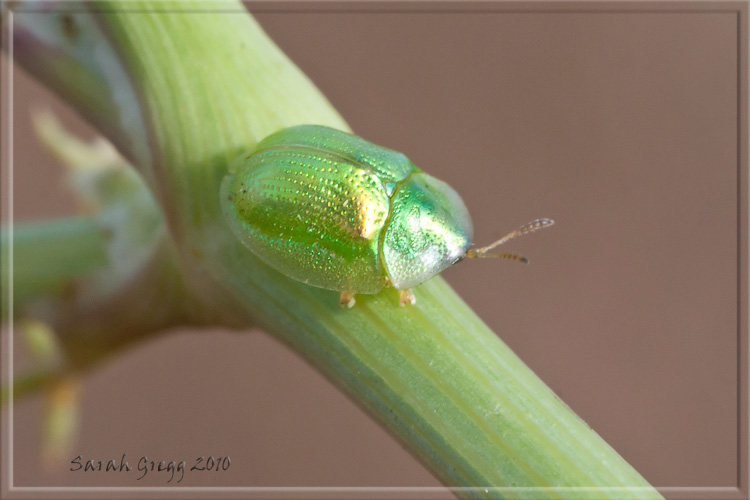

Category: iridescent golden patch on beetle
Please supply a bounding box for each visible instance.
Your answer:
[353,186,386,240]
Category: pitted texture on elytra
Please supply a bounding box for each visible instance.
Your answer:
[222,147,392,293]
[250,125,417,183]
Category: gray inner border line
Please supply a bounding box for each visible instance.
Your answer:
[736,5,750,496]
[2,486,748,500]
[8,8,749,13]
[2,2,747,499]
[2,5,16,500]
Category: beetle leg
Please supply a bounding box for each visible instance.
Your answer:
[339,292,356,308]
[398,289,416,306]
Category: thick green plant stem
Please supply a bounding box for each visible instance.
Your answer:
[7,2,663,498]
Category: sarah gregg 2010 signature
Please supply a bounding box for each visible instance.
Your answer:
[69,453,231,483]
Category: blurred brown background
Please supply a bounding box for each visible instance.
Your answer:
[6,2,743,494]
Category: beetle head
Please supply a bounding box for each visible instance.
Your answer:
[382,173,473,289]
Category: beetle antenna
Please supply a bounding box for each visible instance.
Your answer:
[465,251,529,263]
[466,218,554,262]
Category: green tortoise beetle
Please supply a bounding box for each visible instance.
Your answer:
[220,125,553,307]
